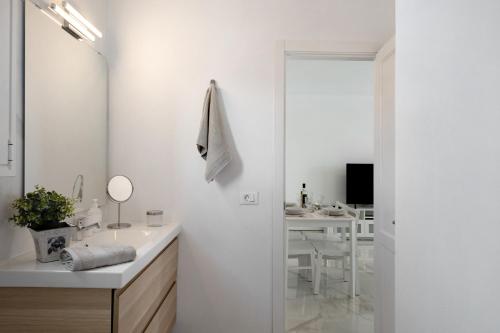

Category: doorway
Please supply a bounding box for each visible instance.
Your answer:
[272,40,395,333]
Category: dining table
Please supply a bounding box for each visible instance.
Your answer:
[286,210,358,298]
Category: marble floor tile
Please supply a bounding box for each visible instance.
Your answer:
[286,241,374,333]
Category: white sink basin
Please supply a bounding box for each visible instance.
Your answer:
[76,227,162,249]
[0,222,181,289]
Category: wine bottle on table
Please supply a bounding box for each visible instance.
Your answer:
[300,183,308,208]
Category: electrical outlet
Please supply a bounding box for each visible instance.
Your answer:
[240,192,259,205]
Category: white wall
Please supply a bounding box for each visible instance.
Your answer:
[106,1,393,332]
[0,0,108,261]
[286,58,374,204]
[396,1,500,332]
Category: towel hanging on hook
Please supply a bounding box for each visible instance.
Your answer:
[196,80,232,182]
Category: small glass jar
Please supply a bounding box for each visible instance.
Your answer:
[146,210,164,227]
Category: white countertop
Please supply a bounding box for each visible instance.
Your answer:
[0,222,181,289]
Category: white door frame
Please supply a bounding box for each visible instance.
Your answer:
[374,37,396,253]
[272,40,380,333]
[373,37,396,333]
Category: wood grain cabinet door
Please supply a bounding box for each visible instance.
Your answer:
[0,288,112,333]
[144,285,177,333]
[114,238,178,333]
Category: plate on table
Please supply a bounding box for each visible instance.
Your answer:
[285,207,304,216]
[324,207,345,216]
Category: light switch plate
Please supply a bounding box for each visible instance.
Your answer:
[240,192,259,205]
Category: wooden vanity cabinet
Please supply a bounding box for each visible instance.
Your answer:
[0,238,178,333]
[114,238,178,333]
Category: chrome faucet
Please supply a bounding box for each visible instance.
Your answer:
[68,208,101,240]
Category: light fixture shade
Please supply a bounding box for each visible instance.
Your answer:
[49,3,96,42]
[63,2,103,38]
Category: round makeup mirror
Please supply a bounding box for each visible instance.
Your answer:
[107,175,133,229]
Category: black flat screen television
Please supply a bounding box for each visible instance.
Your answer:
[346,163,373,205]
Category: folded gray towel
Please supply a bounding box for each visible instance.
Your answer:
[196,81,232,182]
[60,245,136,271]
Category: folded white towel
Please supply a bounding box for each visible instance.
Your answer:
[60,245,136,271]
[196,81,232,182]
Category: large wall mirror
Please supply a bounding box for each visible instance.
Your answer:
[24,1,107,207]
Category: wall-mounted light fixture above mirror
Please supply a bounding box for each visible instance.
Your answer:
[41,1,102,42]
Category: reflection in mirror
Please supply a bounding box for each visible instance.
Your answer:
[107,175,134,229]
[24,1,107,209]
[72,174,84,204]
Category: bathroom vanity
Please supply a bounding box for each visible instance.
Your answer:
[0,3,180,332]
[0,223,181,333]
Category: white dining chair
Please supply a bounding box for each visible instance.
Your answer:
[287,237,317,287]
[310,201,359,295]
[311,237,350,294]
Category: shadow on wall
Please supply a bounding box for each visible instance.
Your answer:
[0,187,32,260]
[175,227,256,333]
[0,193,18,256]
[211,86,243,187]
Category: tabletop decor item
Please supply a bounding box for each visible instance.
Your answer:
[10,186,75,262]
[146,210,164,227]
[106,175,134,229]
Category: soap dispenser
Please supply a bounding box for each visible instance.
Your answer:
[85,199,103,231]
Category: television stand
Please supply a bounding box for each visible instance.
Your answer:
[349,205,374,239]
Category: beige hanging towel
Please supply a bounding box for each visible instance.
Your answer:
[196,81,232,182]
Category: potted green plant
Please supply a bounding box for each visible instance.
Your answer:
[10,186,76,262]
